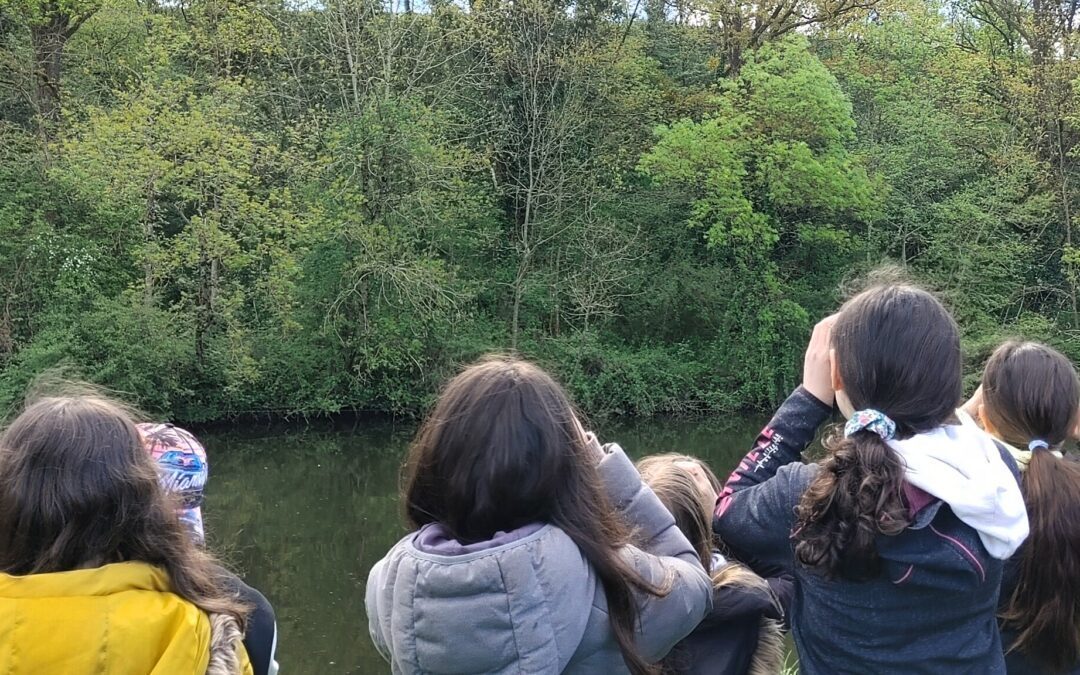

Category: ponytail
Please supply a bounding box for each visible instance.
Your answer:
[796,283,959,579]
[1000,448,1080,671]
[794,428,911,580]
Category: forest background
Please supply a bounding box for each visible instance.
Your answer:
[0,0,1076,422]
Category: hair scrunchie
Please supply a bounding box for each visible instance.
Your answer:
[845,409,897,441]
[1028,439,1049,451]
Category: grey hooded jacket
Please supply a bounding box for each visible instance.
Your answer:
[365,444,713,674]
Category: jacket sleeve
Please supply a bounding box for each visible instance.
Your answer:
[232,578,279,675]
[712,387,831,574]
[212,566,279,675]
[597,445,713,662]
[598,444,705,563]
[364,558,392,664]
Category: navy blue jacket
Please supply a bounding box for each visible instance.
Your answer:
[664,577,786,675]
[713,387,1017,674]
[217,568,278,675]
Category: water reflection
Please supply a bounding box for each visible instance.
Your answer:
[203,415,767,674]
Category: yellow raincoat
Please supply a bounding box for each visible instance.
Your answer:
[0,561,252,674]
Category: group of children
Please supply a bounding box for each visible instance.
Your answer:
[369,281,1080,674]
[0,278,1075,674]
[0,399,278,673]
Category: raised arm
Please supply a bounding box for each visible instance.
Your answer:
[595,442,712,661]
[712,317,836,573]
[596,440,701,564]
[715,387,832,515]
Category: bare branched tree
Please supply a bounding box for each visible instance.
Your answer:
[562,206,642,333]
[956,0,1080,322]
[477,0,613,347]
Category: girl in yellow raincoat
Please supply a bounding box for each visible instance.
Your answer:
[0,392,253,675]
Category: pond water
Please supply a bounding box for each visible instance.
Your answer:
[201,415,770,674]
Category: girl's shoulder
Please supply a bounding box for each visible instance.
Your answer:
[373,522,588,586]
[879,506,1003,589]
[367,523,599,674]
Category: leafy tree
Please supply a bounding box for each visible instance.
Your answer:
[640,37,875,403]
[1,0,1079,421]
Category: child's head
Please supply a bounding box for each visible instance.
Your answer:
[0,393,247,622]
[0,395,168,573]
[986,341,1080,670]
[637,454,716,569]
[831,283,961,433]
[139,423,209,544]
[405,354,664,675]
[980,341,1079,449]
[405,355,597,542]
[639,453,783,675]
[797,283,961,580]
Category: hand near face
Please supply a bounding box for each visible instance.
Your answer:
[573,414,605,459]
[803,314,838,407]
[961,385,984,423]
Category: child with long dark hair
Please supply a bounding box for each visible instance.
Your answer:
[0,394,254,673]
[962,341,1080,674]
[637,454,784,675]
[713,283,1028,673]
[365,356,712,674]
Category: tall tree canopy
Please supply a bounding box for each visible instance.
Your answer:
[0,0,1075,419]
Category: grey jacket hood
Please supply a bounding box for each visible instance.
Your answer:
[365,446,712,674]
[370,525,595,672]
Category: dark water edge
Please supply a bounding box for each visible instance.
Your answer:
[202,415,773,674]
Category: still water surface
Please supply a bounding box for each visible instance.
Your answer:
[202,415,768,674]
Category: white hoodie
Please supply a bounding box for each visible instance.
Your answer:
[887,422,1029,559]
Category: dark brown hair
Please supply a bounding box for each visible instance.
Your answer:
[0,395,249,625]
[985,341,1080,672]
[405,355,668,675]
[794,284,961,579]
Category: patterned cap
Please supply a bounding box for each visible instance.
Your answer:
[137,423,208,544]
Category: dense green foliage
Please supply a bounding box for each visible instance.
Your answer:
[1,0,1079,420]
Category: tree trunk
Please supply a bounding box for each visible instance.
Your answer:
[195,246,210,369]
[726,42,744,77]
[0,301,14,359]
[143,181,158,305]
[1050,115,1078,327]
[552,249,560,337]
[195,238,220,370]
[511,270,524,351]
[31,14,70,129]
[723,13,745,77]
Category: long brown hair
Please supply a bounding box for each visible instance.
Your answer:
[984,341,1080,672]
[637,454,783,675]
[794,284,962,579]
[0,394,249,625]
[637,454,717,569]
[405,355,668,675]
